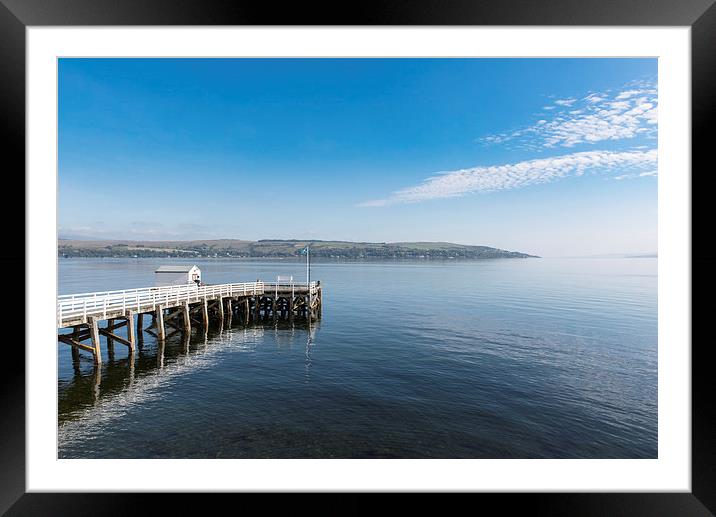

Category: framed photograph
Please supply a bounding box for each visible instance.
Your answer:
[4,0,714,513]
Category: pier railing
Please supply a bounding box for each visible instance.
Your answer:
[57,280,318,328]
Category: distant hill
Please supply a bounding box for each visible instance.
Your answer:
[57,238,539,259]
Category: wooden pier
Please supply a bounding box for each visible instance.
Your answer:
[57,280,322,364]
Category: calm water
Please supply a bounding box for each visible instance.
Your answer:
[57,257,657,458]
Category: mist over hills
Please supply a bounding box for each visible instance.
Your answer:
[58,238,539,260]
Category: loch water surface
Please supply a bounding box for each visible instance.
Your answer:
[58,257,657,458]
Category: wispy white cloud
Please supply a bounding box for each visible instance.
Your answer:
[358,149,657,207]
[616,89,649,100]
[554,98,577,107]
[479,82,658,149]
[615,170,658,181]
[584,93,607,104]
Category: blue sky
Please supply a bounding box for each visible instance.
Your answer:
[58,58,657,256]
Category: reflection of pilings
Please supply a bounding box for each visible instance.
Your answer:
[59,326,271,433]
[305,323,313,384]
[128,353,135,386]
[183,331,190,354]
[60,323,314,422]
[91,365,101,404]
[157,339,165,369]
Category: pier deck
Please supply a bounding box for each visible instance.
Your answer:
[57,280,322,364]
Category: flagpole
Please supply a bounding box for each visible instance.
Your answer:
[306,244,311,317]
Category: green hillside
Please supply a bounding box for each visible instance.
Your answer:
[58,238,539,259]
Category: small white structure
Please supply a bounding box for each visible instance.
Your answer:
[155,265,201,287]
[277,275,293,284]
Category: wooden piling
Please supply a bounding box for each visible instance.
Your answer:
[218,296,225,324]
[70,326,80,362]
[182,301,191,334]
[155,306,165,341]
[106,318,115,358]
[137,313,144,342]
[88,316,102,364]
[126,310,136,353]
[201,298,209,328]
[225,298,232,326]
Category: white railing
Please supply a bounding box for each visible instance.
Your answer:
[57,280,319,328]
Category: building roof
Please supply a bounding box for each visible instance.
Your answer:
[155,265,199,273]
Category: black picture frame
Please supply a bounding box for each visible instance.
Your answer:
[2,0,713,513]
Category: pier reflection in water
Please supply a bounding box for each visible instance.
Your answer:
[58,319,319,427]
